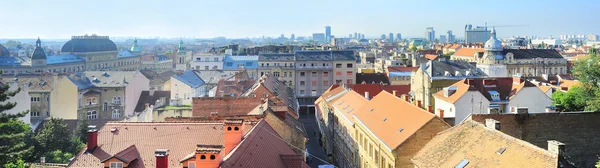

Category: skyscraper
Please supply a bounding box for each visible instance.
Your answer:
[360,34,365,39]
[397,33,402,41]
[465,24,490,44]
[354,32,358,39]
[325,26,331,42]
[381,34,386,40]
[440,35,447,43]
[291,34,295,41]
[447,30,455,43]
[349,34,353,39]
[425,27,435,41]
[389,33,394,42]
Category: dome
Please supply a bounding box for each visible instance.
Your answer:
[0,44,8,56]
[61,35,117,52]
[32,38,47,60]
[484,28,503,51]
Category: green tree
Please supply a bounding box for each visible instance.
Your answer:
[73,119,89,143]
[44,150,74,164]
[551,86,589,111]
[34,118,72,157]
[0,84,34,165]
[566,48,600,111]
[410,46,418,51]
[3,40,22,48]
[4,158,27,168]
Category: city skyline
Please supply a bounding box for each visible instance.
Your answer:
[0,0,598,39]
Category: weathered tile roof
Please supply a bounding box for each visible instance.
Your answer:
[504,49,564,59]
[0,74,54,92]
[411,120,558,168]
[172,70,205,88]
[452,48,484,58]
[69,71,139,89]
[134,91,170,112]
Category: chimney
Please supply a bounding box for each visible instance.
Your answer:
[364,92,370,100]
[155,149,169,168]
[195,145,223,168]
[402,94,409,102]
[485,119,501,130]
[513,77,524,84]
[392,90,398,96]
[149,87,155,96]
[87,125,98,151]
[417,100,422,108]
[427,105,433,113]
[547,140,565,157]
[223,120,244,156]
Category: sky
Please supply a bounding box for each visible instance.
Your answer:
[1,0,598,39]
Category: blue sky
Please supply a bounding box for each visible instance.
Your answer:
[1,0,597,39]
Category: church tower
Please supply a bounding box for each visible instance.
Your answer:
[130,38,141,54]
[175,39,191,71]
[31,37,47,67]
[477,28,508,77]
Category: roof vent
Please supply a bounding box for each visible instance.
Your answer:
[110,127,118,132]
[369,108,374,112]
[102,72,109,76]
[443,86,458,97]
[40,81,46,86]
[382,118,387,122]
[465,71,471,76]
[397,128,404,133]
[444,71,451,76]
[455,71,461,76]
[12,78,17,81]
[496,147,506,155]
[455,159,469,168]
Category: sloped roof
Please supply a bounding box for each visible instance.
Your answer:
[453,48,484,58]
[139,70,175,87]
[428,60,487,78]
[61,36,117,52]
[134,91,170,112]
[117,50,139,58]
[192,97,263,117]
[387,67,419,72]
[221,120,310,168]
[68,71,138,89]
[356,73,390,85]
[411,120,558,168]
[504,49,564,59]
[331,91,368,125]
[425,54,438,60]
[259,53,295,61]
[353,91,438,150]
[0,74,54,91]
[172,70,205,88]
[46,54,85,65]
[101,145,140,164]
[433,78,537,103]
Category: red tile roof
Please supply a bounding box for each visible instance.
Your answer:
[221,120,310,168]
[192,97,263,117]
[387,67,419,72]
[100,145,140,164]
[346,84,411,99]
[425,54,438,60]
[453,48,484,58]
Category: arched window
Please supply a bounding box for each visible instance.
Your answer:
[103,101,108,111]
[87,97,97,105]
[113,96,121,104]
[112,109,120,119]
[87,111,97,120]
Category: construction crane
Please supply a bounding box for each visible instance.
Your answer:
[491,24,530,28]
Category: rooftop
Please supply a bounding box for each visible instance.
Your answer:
[172,70,205,88]
[46,54,85,65]
[69,71,139,89]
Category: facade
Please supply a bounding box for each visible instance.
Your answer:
[1,81,31,125]
[411,120,560,168]
[325,26,332,43]
[425,27,435,41]
[140,55,172,72]
[174,40,193,71]
[168,71,210,105]
[0,35,142,75]
[258,53,296,89]
[387,67,418,85]
[312,33,326,43]
[1,74,54,125]
[294,50,355,107]
[411,60,488,110]
[190,54,224,70]
[433,78,553,125]
[223,56,258,79]
[69,71,149,121]
[465,24,490,44]
[50,76,79,120]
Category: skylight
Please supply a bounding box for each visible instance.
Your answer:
[397,128,404,133]
[455,159,469,168]
[382,118,387,122]
[369,108,374,112]
[338,100,344,105]
[496,147,506,155]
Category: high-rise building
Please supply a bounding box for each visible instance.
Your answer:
[354,32,359,39]
[280,34,285,39]
[349,34,353,39]
[465,24,490,44]
[425,27,435,41]
[325,26,332,42]
[381,34,386,40]
[439,35,447,43]
[361,34,365,39]
[389,33,394,42]
[397,33,402,41]
[291,34,295,41]
[312,33,326,43]
[447,30,455,43]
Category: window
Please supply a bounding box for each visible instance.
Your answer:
[112,109,120,119]
[283,72,287,77]
[103,102,108,112]
[214,58,219,62]
[274,72,280,77]
[205,66,209,70]
[113,96,121,104]
[312,72,317,77]
[300,90,305,95]
[312,90,317,96]
[336,63,342,68]
[188,162,196,168]
[31,111,40,117]
[31,97,40,102]
[87,97,97,105]
[347,71,353,76]
[87,111,98,120]
[263,93,269,97]
[46,96,49,102]
[300,81,305,86]
[246,62,252,66]
[312,81,317,86]
[323,72,329,77]
[196,57,201,61]
[346,79,353,84]
[261,63,264,67]
[300,72,305,77]
[324,80,329,86]
[336,80,342,84]
[347,63,353,68]
[226,62,233,66]
[109,162,123,168]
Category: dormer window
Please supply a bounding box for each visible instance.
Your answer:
[444,71,451,76]
[109,162,123,168]
[488,91,501,101]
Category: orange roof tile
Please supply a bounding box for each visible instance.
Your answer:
[538,85,552,93]
[559,79,582,88]
[411,121,558,168]
[452,48,484,58]
[331,91,368,124]
[387,67,419,72]
[432,79,471,104]
[425,54,438,60]
[568,54,590,61]
[449,44,462,49]
[353,91,437,150]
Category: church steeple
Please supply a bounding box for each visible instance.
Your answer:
[130,38,140,53]
[36,37,41,47]
[178,39,185,51]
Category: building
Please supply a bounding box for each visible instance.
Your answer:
[190,54,224,70]
[50,75,79,120]
[294,50,355,108]
[325,26,332,43]
[174,39,193,71]
[411,60,488,110]
[67,119,309,168]
[139,69,176,91]
[0,35,142,75]
[0,81,31,126]
[1,74,56,125]
[411,120,561,168]
[433,78,553,125]
[425,27,435,41]
[140,55,172,72]
[168,70,236,105]
[468,112,600,167]
[223,56,259,79]
[465,24,490,44]
[327,90,368,168]
[389,33,394,42]
[312,33,326,43]
[353,91,450,168]
[446,30,455,43]
[476,29,567,77]
[258,53,296,89]
[68,71,149,121]
[450,47,484,62]
[439,35,446,43]
[387,67,419,85]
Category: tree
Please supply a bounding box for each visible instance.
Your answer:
[4,158,27,168]
[44,150,74,164]
[34,118,72,157]
[565,48,600,111]
[410,46,418,51]
[0,84,34,165]
[552,86,589,111]
[73,119,89,143]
